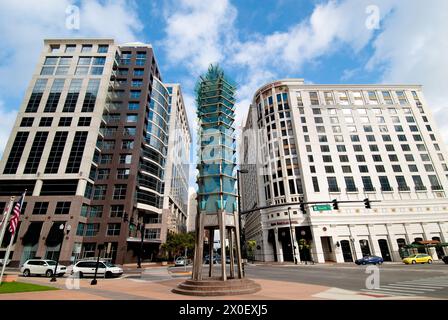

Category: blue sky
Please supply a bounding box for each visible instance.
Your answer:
[0,0,447,191]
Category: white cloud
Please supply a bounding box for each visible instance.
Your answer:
[161,0,237,73]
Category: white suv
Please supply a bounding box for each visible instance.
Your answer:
[71,260,123,278]
[21,259,66,277]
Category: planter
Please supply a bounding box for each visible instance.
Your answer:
[1,274,18,283]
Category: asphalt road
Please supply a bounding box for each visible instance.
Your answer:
[243,262,448,298]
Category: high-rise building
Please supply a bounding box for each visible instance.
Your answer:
[240,79,448,263]
[187,191,197,232]
[0,39,191,266]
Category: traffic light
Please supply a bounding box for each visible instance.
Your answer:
[364,198,371,209]
[332,199,339,210]
[299,202,306,214]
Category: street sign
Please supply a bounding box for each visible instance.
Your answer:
[313,204,332,211]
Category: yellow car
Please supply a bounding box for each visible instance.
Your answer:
[402,254,433,264]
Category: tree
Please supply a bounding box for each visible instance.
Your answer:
[246,240,257,262]
[161,232,195,261]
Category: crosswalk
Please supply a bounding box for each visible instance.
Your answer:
[360,275,448,297]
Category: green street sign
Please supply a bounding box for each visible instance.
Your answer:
[313,204,332,211]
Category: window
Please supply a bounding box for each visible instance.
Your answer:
[144,228,161,240]
[428,175,442,190]
[367,91,378,104]
[379,176,392,191]
[342,166,352,173]
[338,91,349,105]
[412,176,425,190]
[89,206,103,218]
[124,127,136,136]
[324,91,334,105]
[110,205,124,218]
[345,177,357,192]
[312,177,320,192]
[26,79,48,112]
[126,114,138,122]
[24,132,48,173]
[134,69,144,76]
[396,91,408,105]
[97,45,109,53]
[76,223,85,236]
[396,176,409,191]
[97,169,110,180]
[117,169,130,179]
[50,45,60,53]
[352,91,364,105]
[362,176,375,191]
[82,79,100,112]
[309,92,319,105]
[78,117,91,126]
[32,202,48,215]
[85,223,100,237]
[327,177,339,192]
[81,44,92,52]
[356,155,365,162]
[93,185,107,200]
[353,145,363,152]
[20,117,34,127]
[65,44,76,52]
[122,140,134,149]
[39,117,53,127]
[55,201,71,214]
[63,79,82,112]
[107,223,121,236]
[45,131,68,174]
[382,91,393,104]
[337,145,346,152]
[359,165,368,173]
[58,117,72,126]
[136,51,146,66]
[339,155,349,162]
[113,184,127,200]
[372,154,382,162]
[65,131,88,173]
[132,79,142,87]
[370,145,379,152]
[128,102,139,110]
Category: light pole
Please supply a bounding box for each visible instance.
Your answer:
[287,207,297,264]
[300,230,307,265]
[237,169,248,275]
[137,223,145,268]
[51,223,71,282]
[91,243,105,285]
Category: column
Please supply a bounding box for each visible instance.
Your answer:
[422,223,438,261]
[76,179,87,196]
[229,228,235,278]
[33,179,43,196]
[274,228,284,263]
[311,226,325,263]
[332,235,345,263]
[349,226,363,261]
[367,225,382,257]
[234,213,243,278]
[291,228,301,263]
[208,228,214,277]
[385,224,401,262]
[218,211,226,281]
[438,223,448,255]
[262,229,274,262]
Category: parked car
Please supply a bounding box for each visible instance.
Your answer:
[402,254,433,264]
[355,255,384,265]
[442,256,448,264]
[0,258,10,266]
[71,260,123,278]
[204,254,220,264]
[174,256,191,266]
[20,259,66,277]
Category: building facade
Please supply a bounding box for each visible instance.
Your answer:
[0,39,191,266]
[240,79,448,263]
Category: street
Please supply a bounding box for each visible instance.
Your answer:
[1,262,447,299]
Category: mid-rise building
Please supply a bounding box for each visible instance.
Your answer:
[240,79,448,263]
[0,39,191,266]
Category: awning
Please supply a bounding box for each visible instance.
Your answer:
[45,222,65,247]
[22,222,43,246]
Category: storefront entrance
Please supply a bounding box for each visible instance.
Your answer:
[378,239,392,261]
[340,240,353,262]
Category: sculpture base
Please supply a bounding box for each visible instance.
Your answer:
[172,277,261,296]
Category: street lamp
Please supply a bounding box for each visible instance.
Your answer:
[91,243,105,285]
[237,169,248,276]
[50,223,71,282]
[287,207,298,264]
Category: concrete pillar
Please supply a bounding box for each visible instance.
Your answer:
[33,179,43,196]
[367,225,382,257]
[311,227,325,263]
[291,227,301,263]
[274,228,283,263]
[234,214,243,279]
[208,228,214,277]
[262,230,273,262]
[218,211,226,281]
[351,238,363,261]
[386,225,401,262]
[422,224,438,261]
[76,179,87,196]
[229,228,235,278]
[333,236,345,263]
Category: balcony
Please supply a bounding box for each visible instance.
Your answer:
[363,187,376,193]
[431,185,444,191]
[415,186,427,191]
[381,187,393,192]
[346,187,358,193]
[398,186,411,192]
[328,187,341,193]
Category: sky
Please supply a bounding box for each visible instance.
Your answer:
[0,0,447,193]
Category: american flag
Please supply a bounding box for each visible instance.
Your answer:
[9,192,26,236]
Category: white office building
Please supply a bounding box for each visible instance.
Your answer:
[240,79,448,263]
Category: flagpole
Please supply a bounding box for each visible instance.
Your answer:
[0,196,15,252]
[0,229,15,285]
